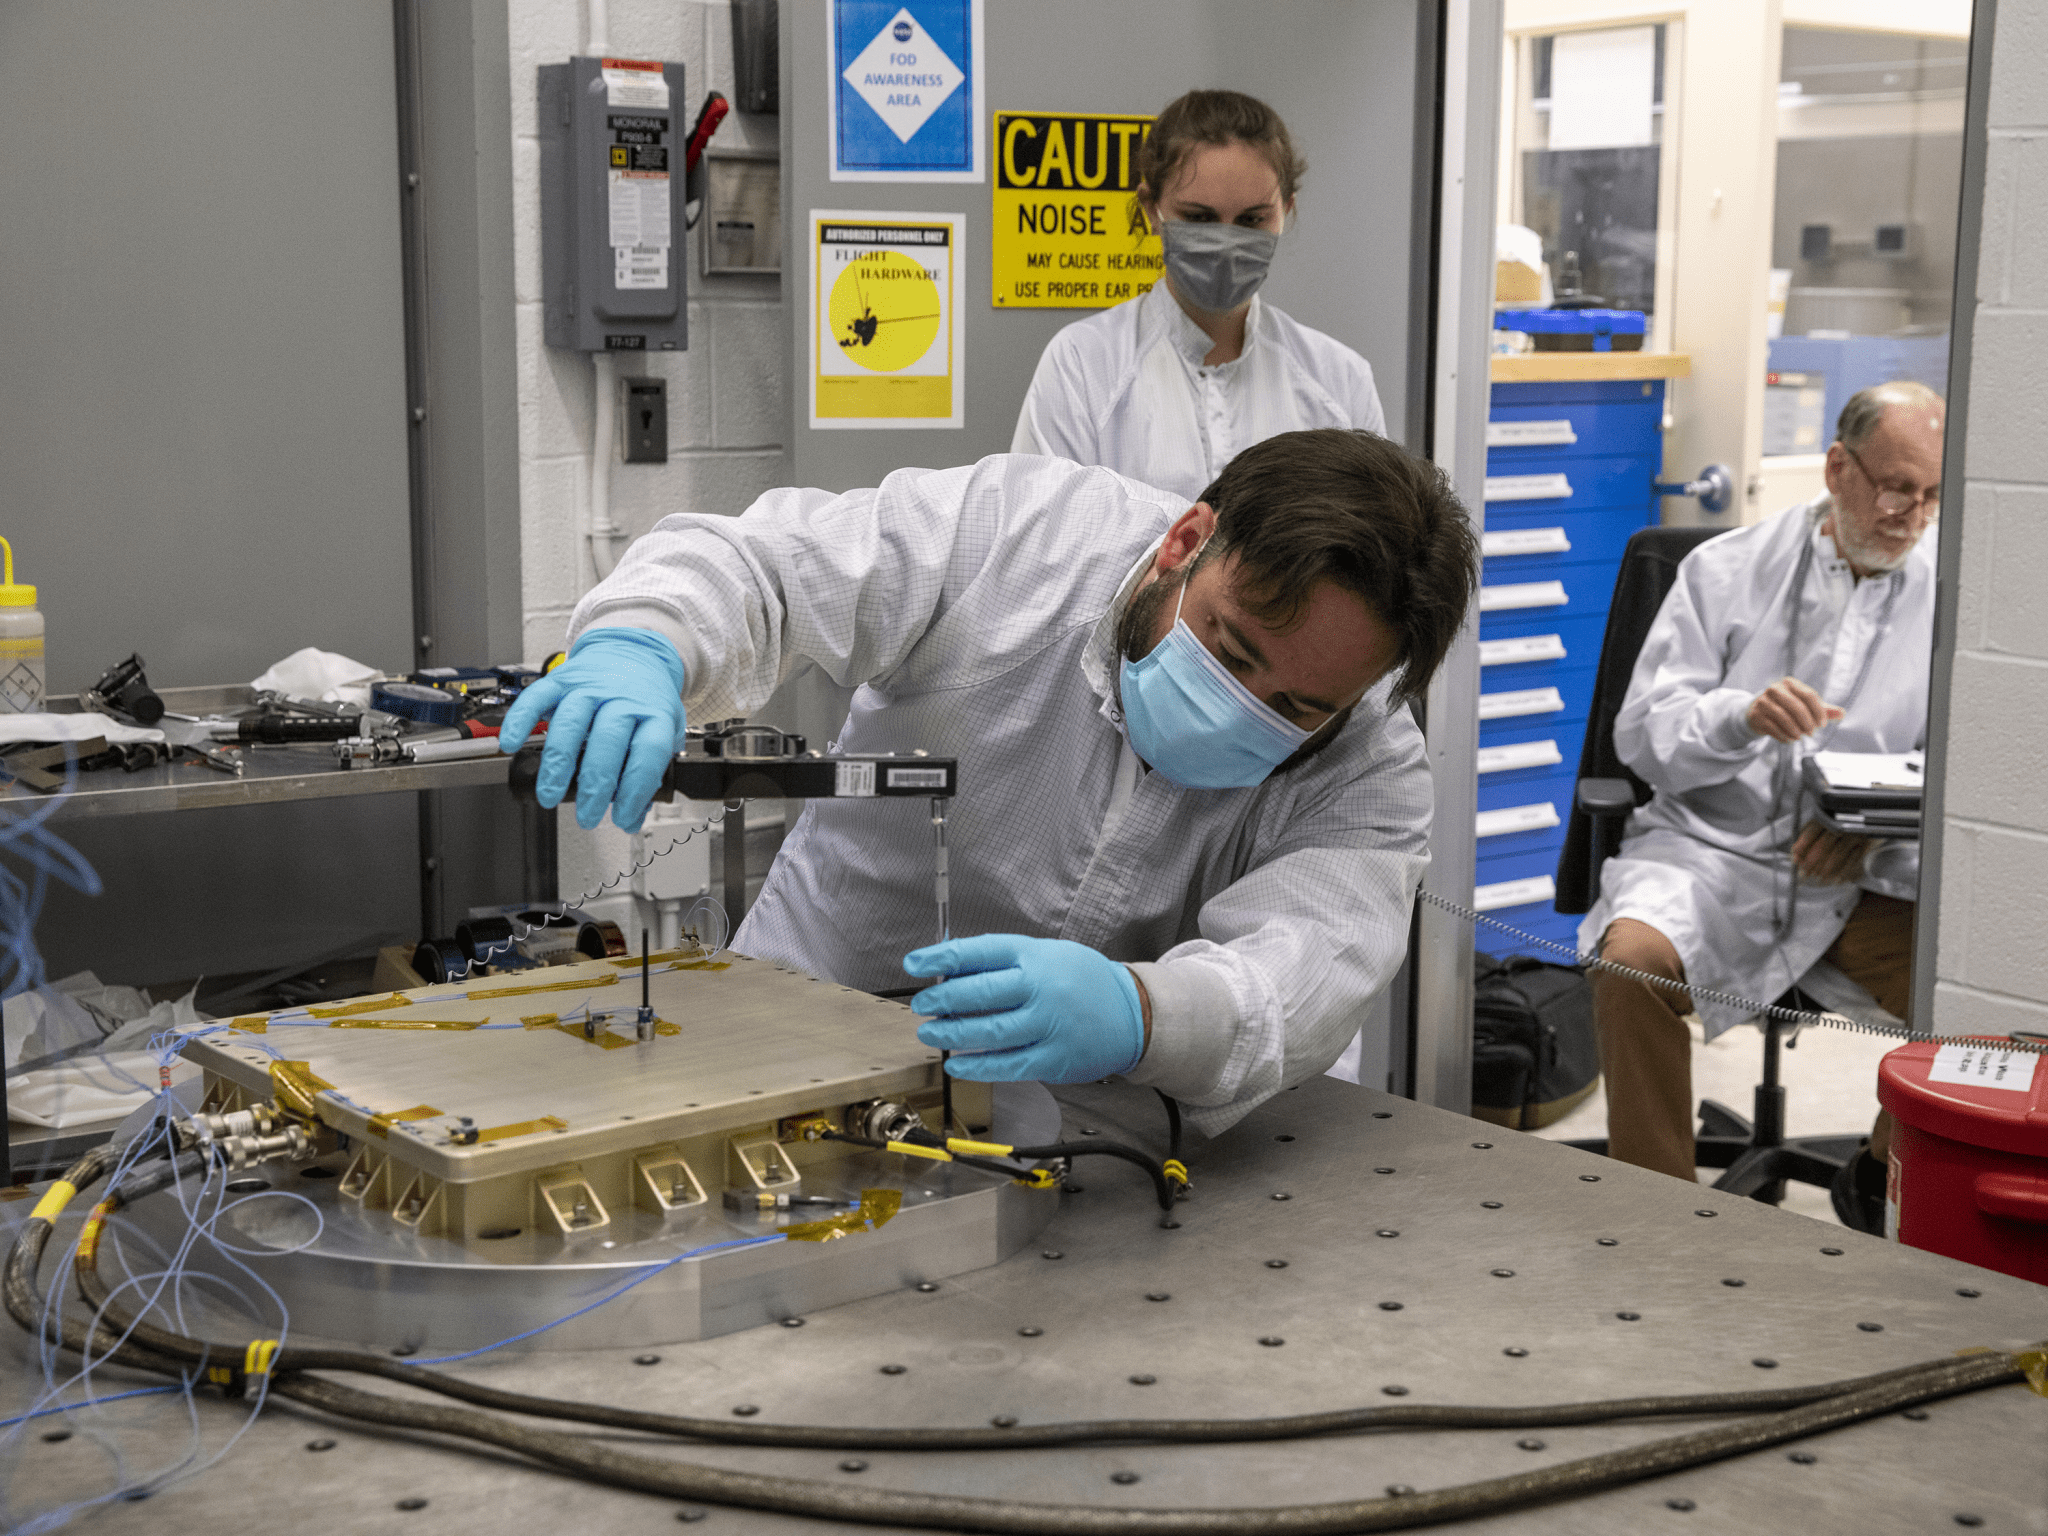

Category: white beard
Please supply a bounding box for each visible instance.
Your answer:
[1832,517,1923,574]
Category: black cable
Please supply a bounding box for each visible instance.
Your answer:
[869,1122,1177,1215]
[64,1225,2003,1456]
[263,1352,2027,1535]
[1009,1140,1175,1213]
[240,1348,1987,1450]
[1155,1090,1183,1163]
[818,1129,1035,1184]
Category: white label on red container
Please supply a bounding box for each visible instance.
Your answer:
[1926,1043,2038,1094]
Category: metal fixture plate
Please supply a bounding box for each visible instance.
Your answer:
[181,954,956,1184]
[8,1076,2045,1530]
[113,1081,1062,1351]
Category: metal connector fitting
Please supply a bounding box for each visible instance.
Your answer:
[847,1100,923,1143]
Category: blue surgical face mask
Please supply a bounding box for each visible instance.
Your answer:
[1118,565,1312,789]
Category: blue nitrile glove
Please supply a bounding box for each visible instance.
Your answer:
[904,934,1146,1084]
[499,627,687,833]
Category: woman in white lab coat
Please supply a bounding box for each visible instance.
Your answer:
[1010,90,1386,501]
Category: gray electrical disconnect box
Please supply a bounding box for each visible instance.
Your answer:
[539,56,688,353]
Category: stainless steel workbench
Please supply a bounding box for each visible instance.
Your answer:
[6,1075,2045,1532]
[3,685,515,821]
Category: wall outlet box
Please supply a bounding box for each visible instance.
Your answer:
[620,376,668,462]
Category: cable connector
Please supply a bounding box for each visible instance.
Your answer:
[722,1189,858,1212]
[192,1104,321,1170]
[1164,1158,1192,1197]
[1012,1167,1061,1190]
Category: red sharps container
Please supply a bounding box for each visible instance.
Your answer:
[1877,1037,2048,1284]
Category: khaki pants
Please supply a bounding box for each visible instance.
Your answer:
[1594,893,1914,1181]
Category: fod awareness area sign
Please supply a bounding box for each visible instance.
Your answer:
[829,0,985,182]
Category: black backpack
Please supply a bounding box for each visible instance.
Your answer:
[1471,951,1601,1131]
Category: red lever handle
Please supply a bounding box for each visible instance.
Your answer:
[685,92,729,172]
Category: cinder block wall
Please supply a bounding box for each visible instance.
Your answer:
[507,0,788,903]
[1934,0,2048,1035]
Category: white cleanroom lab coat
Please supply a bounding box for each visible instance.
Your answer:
[570,454,1431,1134]
[1010,284,1387,502]
[1579,495,1933,1038]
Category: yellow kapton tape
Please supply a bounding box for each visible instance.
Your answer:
[366,1105,446,1139]
[307,992,416,1020]
[29,1181,77,1224]
[243,1338,280,1377]
[474,1114,569,1144]
[75,1200,115,1267]
[268,1060,334,1121]
[784,1188,904,1242]
[329,1017,485,1031]
[2018,1347,2047,1398]
[470,974,619,999]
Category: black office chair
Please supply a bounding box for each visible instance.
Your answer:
[1554,525,1864,1205]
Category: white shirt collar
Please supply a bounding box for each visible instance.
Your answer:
[1806,492,1855,578]
[1148,283,1263,373]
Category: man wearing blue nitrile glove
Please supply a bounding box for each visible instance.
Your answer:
[510,429,1477,1133]
[498,627,688,833]
[905,936,1146,1083]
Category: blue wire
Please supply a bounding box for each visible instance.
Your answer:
[0,1386,182,1430]
[411,1235,784,1365]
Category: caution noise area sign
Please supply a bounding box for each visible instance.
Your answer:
[992,112,1162,309]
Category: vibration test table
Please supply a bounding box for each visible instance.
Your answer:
[5,1075,2044,1532]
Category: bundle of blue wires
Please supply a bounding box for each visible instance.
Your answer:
[0,769,760,1531]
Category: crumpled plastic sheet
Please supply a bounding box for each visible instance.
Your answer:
[4,970,209,1127]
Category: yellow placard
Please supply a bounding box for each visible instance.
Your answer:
[992,112,1160,309]
[810,210,965,429]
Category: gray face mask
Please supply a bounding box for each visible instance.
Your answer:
[1158,220,1280,313]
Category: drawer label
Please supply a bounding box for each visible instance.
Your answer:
[1479,581,1569,612]
[1475,873,1557,913]
[1487,419,1577,448]
[1482,526,1571,557]
[1479,686,1566,720]
[1484,473,1573,502]
[1477,739,1563,775]
[1926,1043,2037,1093]
[1479,633,1567,666]
[1475,801,1560,839]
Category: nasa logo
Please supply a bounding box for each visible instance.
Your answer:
[893,19,912,40]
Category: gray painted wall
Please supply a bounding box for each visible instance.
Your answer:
[0,0,415,691]
[0,0,421,986]
[783,0,1427,491]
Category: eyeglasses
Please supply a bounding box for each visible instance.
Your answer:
[1844,445,1940,516]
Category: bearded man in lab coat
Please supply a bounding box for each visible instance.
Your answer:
[1582,382,1943,1198]
[502,430,1479,1136]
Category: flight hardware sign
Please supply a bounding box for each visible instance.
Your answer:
[991,112,1162,308]
[810,211,965,430]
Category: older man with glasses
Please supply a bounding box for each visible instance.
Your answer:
[1578,382,1943,1224]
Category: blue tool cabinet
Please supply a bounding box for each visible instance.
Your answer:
[1475,370,1670,959]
